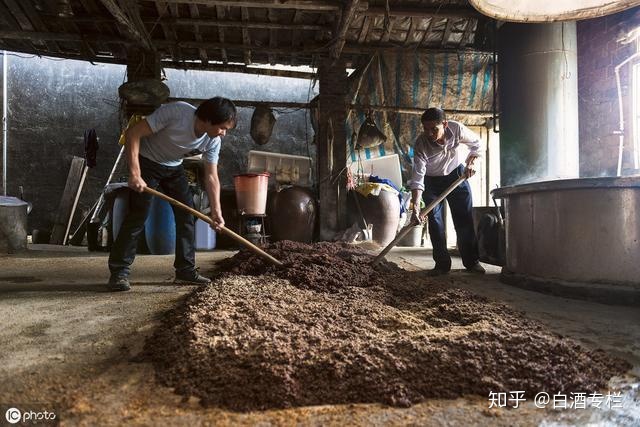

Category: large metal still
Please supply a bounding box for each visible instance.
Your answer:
[492,177,640,288]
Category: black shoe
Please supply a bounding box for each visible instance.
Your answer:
[426,267,450,277]
[107,275,131,292]
[174,271,212,286]
[466,263,486,274]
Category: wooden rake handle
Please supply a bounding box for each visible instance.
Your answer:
[143,187,283,267]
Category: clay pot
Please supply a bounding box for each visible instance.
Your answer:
[268,186,317,243]
[349,190,400,246]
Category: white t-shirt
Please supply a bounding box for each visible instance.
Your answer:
[140,101,221,167]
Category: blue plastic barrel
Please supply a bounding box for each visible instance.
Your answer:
[145,196,176,254]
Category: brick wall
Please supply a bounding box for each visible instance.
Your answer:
[578,7,640,176]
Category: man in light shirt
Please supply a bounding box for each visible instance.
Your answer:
[107,97,236,291]
[408,107,485,276]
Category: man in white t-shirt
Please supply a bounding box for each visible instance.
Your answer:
[107,97,236,291]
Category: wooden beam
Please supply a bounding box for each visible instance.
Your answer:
[381,16,394,43]
[170,97,309,108]
[78,0,125,59]
[171,96,492,117]
[365,7,482,19]
[357,16,371,44]
[155,2,177,60]
[442,18,453,46]
[460,19,476,48]
[146,0,355,12]
[268,8,276,65]
[0,1,35,52]
[188,3,208,64]
[0,30,133,44]
[215,5,228,63]
[162,62,315,78]
[0,30,494,56]
[330,0,359,60]
[241,7,252,64]
[404,17,417,45]
[290,10,301,66]
[97,0,153,50]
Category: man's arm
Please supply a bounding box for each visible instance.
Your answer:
[458,123,482,177]
[203,162,224,230]
[407,138,427,224]
[124,119,154,192]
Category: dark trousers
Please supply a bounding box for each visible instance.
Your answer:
[423,164,479,270]
[108,156,196,278]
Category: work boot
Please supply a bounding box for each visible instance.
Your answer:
[174,270,212,286]
[465,263,486,274]
[426,267,450,277]
[107,275,131,292]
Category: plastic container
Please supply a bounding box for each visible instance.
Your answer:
[0,196,28,253]
[348,154,402,189]
[398,225,424,247]
[145,196,176,255]
[234,173,269,215]
[247,150,312,186]
[195,219,216,250]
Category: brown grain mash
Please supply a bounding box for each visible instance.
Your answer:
[143,241,630,411]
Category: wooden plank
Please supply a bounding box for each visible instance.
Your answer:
[50,157,87,245]
[188,3,208,64]
[268,8,276,65]
[62,165,89,245]
[442,18,453,46]
[241,7,252,64]
[97,0,153,50]
[215,5,228,63]
[365,7,482,19]
[460,18,476,48]
[0,30,493,55]
[290,9,300,66]
[155,1,177,60]
[330,0,359,59]
[162,61,315,78]
[150,0,347,11]
[51,15,329,31]
[404,17,417,45]
[381,16,394,43]
[357,16,371,44]
[79,0,126,59]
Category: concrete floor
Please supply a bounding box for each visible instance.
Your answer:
[0,245,638,426]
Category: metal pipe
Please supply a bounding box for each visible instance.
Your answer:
[2,51,7,196]
[492,21,499,134]
[614,50,640,175]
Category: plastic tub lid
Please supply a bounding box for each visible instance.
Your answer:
[0,196,28,207]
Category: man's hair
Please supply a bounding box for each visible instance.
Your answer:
[195,97,237,126]
[421,107,446,123]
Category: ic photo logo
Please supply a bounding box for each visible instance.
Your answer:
[5,407,21,424]
[4,406,57,424]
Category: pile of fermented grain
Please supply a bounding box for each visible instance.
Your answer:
[144,242,630,411]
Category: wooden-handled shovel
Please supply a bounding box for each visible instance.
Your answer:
[144,187,283,267]
[372,174,467,265]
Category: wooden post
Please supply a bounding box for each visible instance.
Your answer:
[317,58,348,240]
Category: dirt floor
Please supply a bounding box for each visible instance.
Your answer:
[1,243,639,426]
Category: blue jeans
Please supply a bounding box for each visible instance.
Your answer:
[423,164,479,270]
[108,156,196,278]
